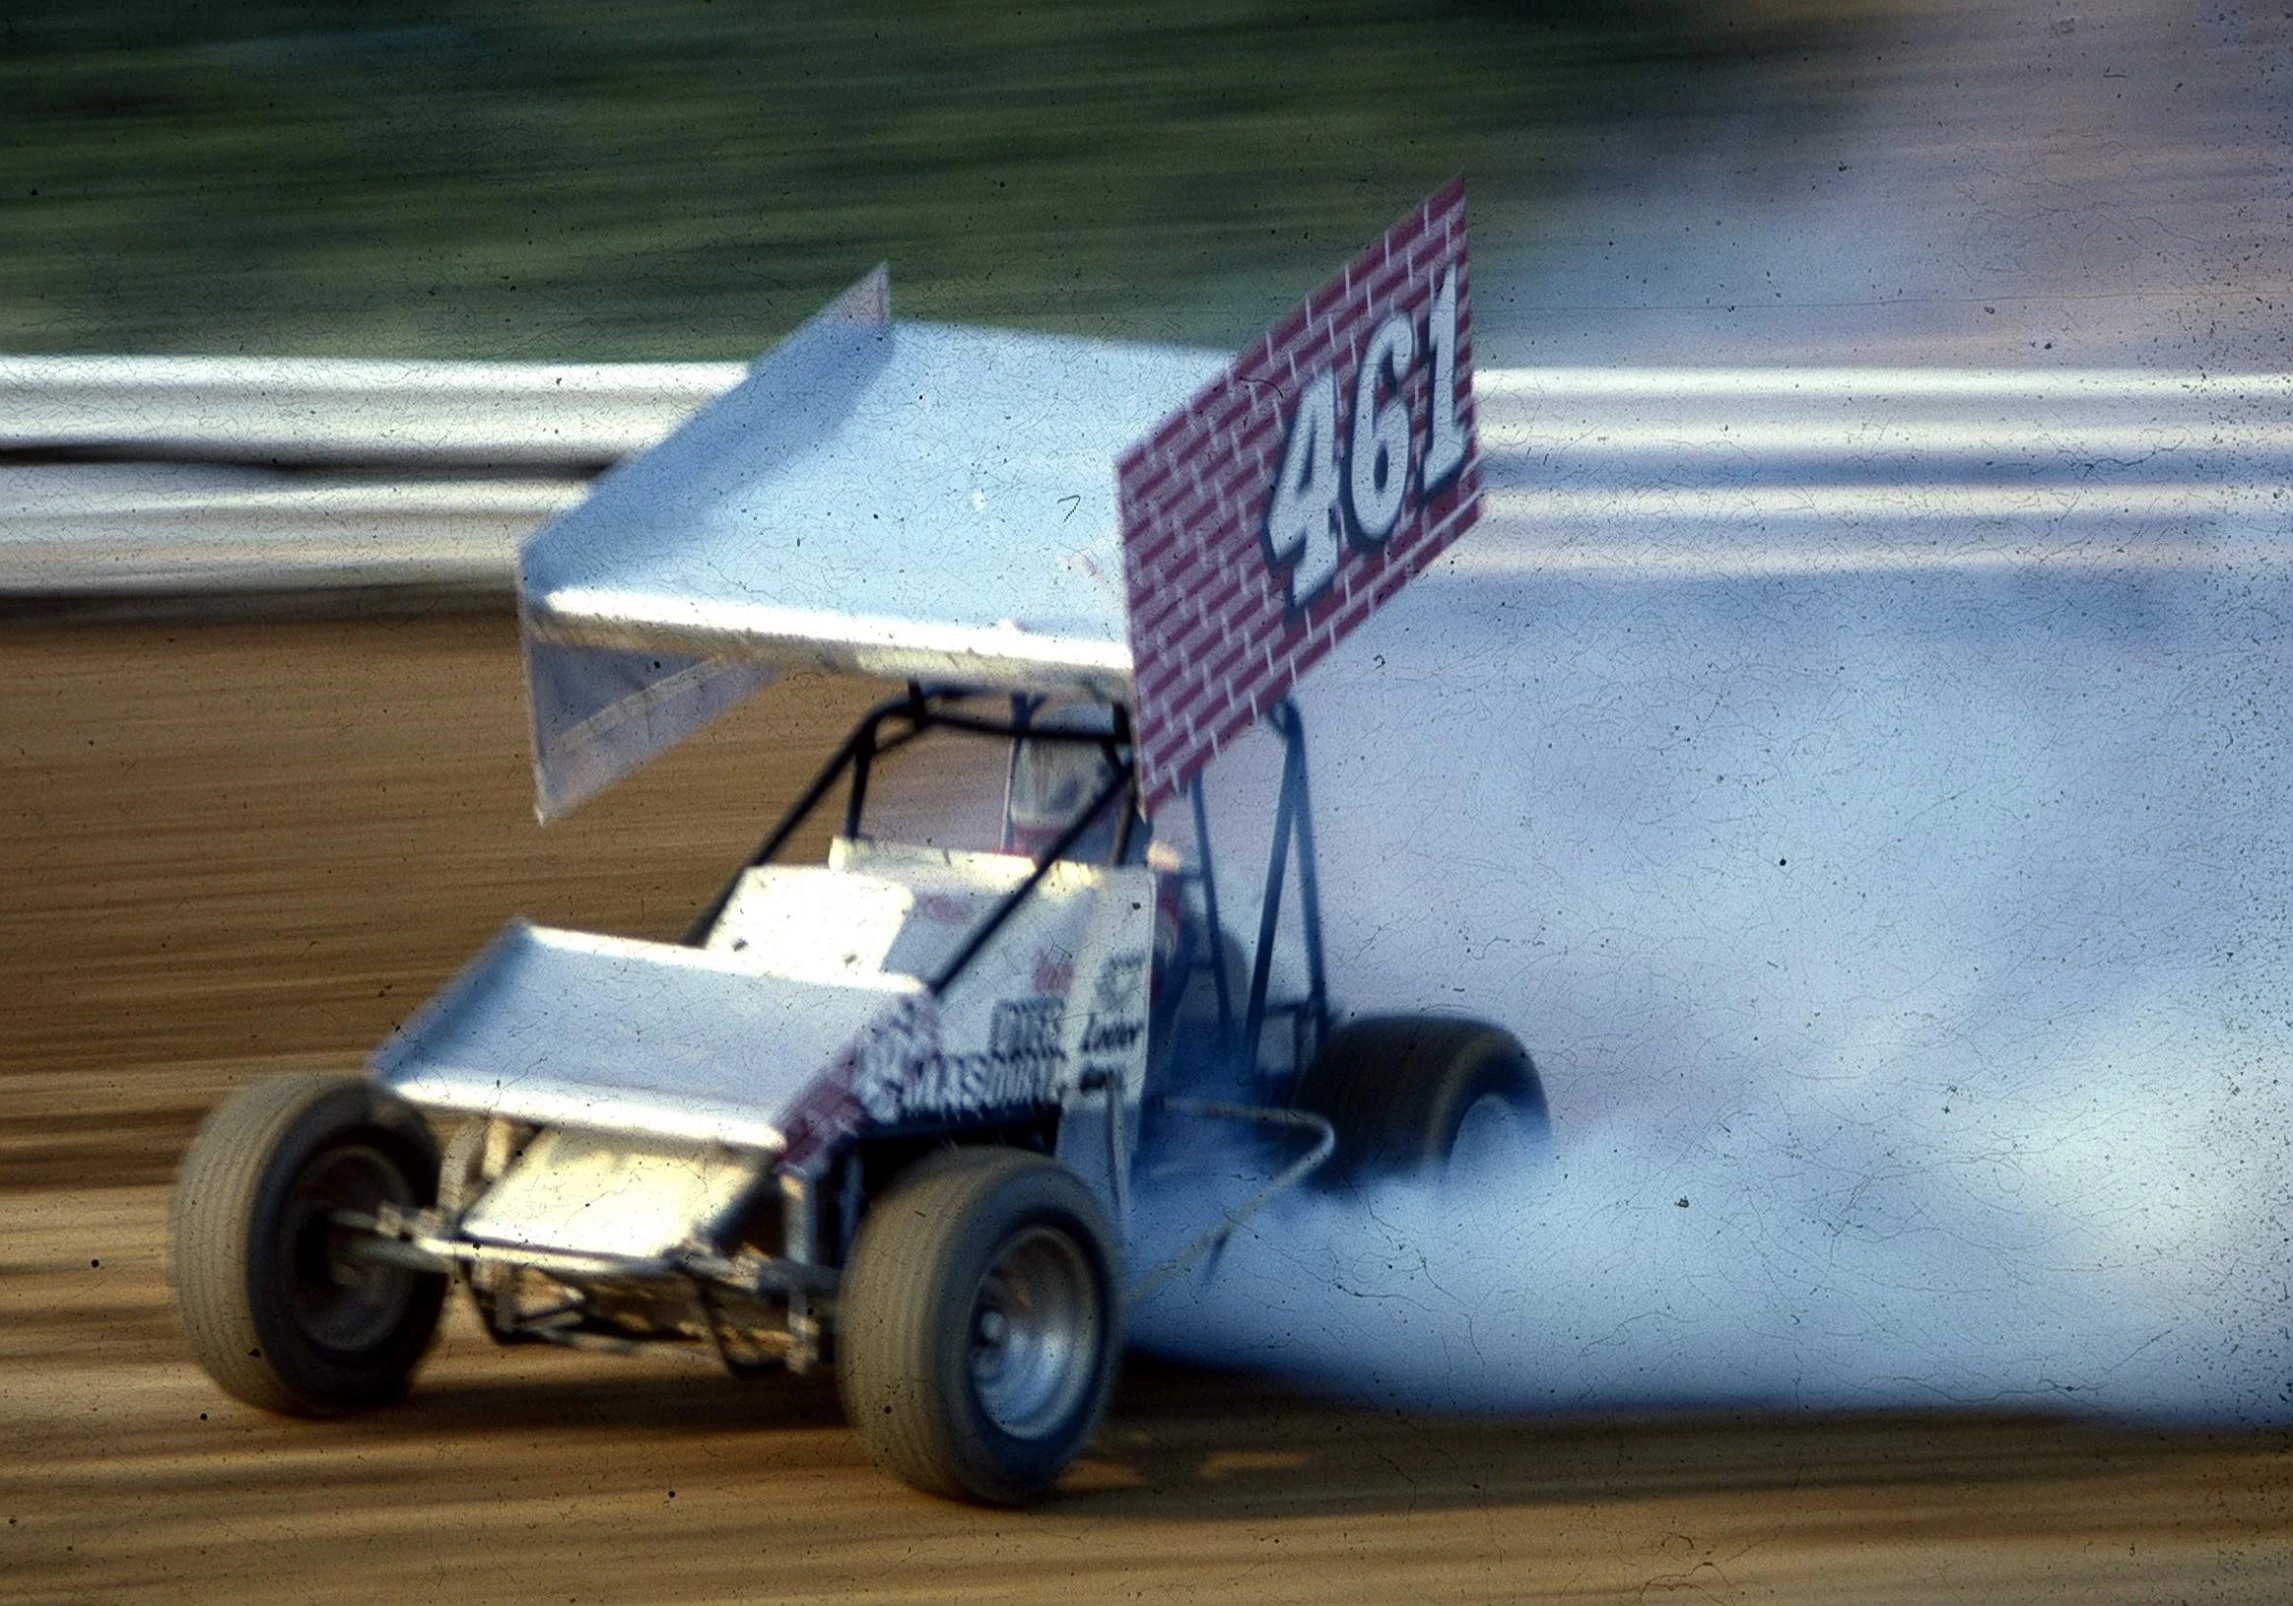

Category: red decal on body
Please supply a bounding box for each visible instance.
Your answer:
[1032,950,1076,997]
[775,993,943,1176]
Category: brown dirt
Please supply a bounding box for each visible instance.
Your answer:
[4,613,2290,1603]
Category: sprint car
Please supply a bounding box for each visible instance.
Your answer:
[171,181,1549,1504]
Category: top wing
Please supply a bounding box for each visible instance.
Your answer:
[518,268,1225,817]
[516,183,1479,820]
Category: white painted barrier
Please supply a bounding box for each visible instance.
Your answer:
[2,358,2285,595]
[0,355,748,467]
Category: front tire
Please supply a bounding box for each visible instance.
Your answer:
[836,1148,1120,1505]
[171,1072,446,1415]
[1293,1016,1550,1183]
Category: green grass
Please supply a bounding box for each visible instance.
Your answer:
[1,1,1840,357]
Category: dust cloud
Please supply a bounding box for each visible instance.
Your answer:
[1125,0,2293,1424]
[1129,561,2293,1422]
[1479,0,2293,370]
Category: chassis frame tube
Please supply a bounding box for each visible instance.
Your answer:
[1122,1096,1335,1306]
[336,1206,838,1298]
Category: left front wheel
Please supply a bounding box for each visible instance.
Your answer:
[837,1148,1121,1504]
[172,1072,446,1415]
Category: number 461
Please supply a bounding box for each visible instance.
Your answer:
[1261,263,1467,610]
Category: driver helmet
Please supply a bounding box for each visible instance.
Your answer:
[1005,735,1115,858]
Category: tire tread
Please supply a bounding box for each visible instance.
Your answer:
[837,1147,1117,1504]
[171,1071,442,1415]
[1294,1016,1548,1180]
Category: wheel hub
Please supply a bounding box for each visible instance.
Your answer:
[967,1225,1099,1441]
[280,1141,425,1354]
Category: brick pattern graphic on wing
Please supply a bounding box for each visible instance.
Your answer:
[1118,180,1480,809]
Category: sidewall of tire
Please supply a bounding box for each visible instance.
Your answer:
[1295,1017,1549,1181]
[837,1148,1121,1505]
[1411,1030,1550,1174]
[171,1072,446,1416]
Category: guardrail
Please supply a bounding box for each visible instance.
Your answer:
[1,354,749,468]
[5,357,2286,596]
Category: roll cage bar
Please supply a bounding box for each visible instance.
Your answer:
[1160,699,1331,1088]
[680,683,1329,1068]
[680,684,1137,996]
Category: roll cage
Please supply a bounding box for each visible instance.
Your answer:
[679,682,1331,1086]
[680,685,1135,986]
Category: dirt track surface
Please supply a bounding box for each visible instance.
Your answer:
[6,613,2291,1603]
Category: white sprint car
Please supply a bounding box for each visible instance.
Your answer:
[171,182,1549,1504]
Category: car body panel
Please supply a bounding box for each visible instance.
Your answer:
[372,921,909,1150]
[374,850,1154,1187]
[459,1128,769,1261]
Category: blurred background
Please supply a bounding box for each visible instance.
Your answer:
[11,0,2281,366]
[0,0,1839,354]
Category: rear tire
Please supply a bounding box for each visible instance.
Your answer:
[1293,1016,1549,1183]
[172,1072,446,1415]
[837,1148,1120,1505]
